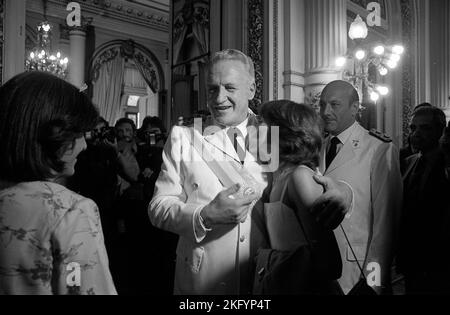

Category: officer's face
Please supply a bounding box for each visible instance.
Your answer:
[207,60,256,127]
[410,113,441,152]
[320,86,358,136]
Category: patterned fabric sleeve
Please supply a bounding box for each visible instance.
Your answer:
[51,198,117,295]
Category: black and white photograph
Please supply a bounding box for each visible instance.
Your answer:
[0,0,450,307]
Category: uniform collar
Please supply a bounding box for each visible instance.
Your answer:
[333,121,359,145]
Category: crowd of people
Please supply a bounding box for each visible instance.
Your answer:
[0,49,450,295]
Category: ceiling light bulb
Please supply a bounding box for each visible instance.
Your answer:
[379,67,388,76]
[336,57,347,67]
[377,86,389,96]
[355,50,366,60]
[370,92,380,102]
[387,60,398,69]
[390,54,401,63]
[392,45,405,55]
[374,46,385,55]
[348,15,368,40]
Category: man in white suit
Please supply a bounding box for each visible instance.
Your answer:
[319,80,402,295]
[149,50,354,295]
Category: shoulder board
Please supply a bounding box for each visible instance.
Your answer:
[369,129,392,143]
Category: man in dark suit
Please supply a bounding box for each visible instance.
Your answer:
[398,105,450,294]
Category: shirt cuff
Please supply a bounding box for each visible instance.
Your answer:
[193,206,212,243]
[338,180,354,218]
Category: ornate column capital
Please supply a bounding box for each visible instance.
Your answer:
[68,16,93,35]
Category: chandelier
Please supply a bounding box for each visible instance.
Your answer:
[26,21,69,78]
[335,15,404,104]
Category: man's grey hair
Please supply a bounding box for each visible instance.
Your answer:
[209,49,255,83]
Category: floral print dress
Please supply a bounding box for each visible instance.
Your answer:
[0,181,117,295]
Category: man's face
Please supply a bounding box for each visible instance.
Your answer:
[320,85,358,136]
[116,123,134,142]
[207,60,256,127]
[409,113,441,152]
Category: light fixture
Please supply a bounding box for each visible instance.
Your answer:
[376,86,389,96]
[392,45,405,55]
[370,91,380,102]
[379,67,388,76]
[348,15,368,40]
[25,21,69,78]
[336,56,347,68]
[373,46,385,55]
[335,15,405,105]
[355,50,366,60]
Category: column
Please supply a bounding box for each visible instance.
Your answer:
[68,19,91,89]
[282,0,306,103]
[304,0,347,99]
[429,0,450,116]
[3,0,26,82]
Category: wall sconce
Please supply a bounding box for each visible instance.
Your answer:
[336,15,404,105]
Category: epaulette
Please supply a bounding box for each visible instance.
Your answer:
[369,129,392,143]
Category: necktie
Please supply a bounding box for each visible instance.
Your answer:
[326,137,341,170]
[227,127,246,164]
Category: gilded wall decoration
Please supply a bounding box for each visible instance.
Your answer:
[248,0,264,113]
[0,0,4,84]
[400,0,415,146]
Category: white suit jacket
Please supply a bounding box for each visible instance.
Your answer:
[319,123,402,293]
[149,122,268,295]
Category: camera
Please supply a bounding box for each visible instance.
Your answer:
[91,126,116,143]
[102,127,117,143]
[145,133,165,146]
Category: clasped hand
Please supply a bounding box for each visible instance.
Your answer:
[201,184,258,228]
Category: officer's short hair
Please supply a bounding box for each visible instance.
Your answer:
[209,49,255,84]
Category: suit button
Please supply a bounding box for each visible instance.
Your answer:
[193,183,199,190]
[240,235,246,243]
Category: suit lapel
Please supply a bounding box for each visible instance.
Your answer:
[325,124,362,175]
[204,129,241,163]
[204,114,261,165]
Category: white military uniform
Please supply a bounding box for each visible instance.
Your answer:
[149,116,268,295]
[319,122,402,294]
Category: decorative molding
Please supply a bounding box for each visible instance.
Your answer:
[89,39,164,93]
[247,0,264,112]
[273,0,278,100]
[400,0,415,146]
[282,70,306,77]
[28,0,169,32]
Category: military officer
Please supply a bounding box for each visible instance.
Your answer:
[319,80,403,295]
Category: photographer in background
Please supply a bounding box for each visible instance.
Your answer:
[136,116,166,203]
[136,116,177,295]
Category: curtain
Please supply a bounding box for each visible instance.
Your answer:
[92,56,125,124]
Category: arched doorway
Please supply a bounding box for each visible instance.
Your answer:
[88,40,166,127]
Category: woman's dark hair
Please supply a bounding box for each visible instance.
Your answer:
[260,100,323,169]
[0,71,99,182]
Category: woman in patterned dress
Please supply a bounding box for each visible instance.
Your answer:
[0,72,117,295]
